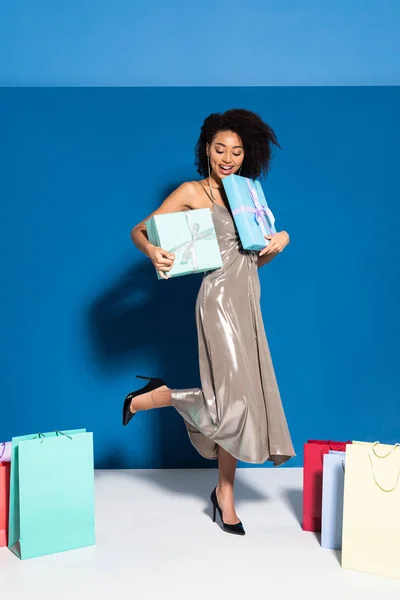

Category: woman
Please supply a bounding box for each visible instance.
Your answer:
[123,108,295,536]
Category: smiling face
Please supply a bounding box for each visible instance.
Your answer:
[206,130,244,181]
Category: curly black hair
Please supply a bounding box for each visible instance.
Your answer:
[195,108,281,180]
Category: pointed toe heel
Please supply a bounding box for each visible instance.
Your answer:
[122,392,137,427]
[122,375,166,426]
[210,487,246,536]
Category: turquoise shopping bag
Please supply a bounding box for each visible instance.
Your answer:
[8,429,95,560]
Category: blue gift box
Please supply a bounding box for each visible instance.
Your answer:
[321,450,346,550]
[222,174,276,251]
[145,208,222,279]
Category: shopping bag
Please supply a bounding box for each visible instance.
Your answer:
[8,429,95,560]
[342,441,400,580]
[303,439,350,531]
[0,462,11,546]
[321,451,345,549]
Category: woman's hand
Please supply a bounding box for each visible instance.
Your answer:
[148,246,175,280]
[259,230,290,256]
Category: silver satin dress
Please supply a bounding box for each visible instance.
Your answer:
[171,198,296,466]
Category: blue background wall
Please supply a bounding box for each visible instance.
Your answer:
[1,86,399,468]
[1,0,399,86]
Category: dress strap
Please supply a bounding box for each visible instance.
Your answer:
[198,180,214,204]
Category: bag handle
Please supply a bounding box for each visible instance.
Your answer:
[369,442,400,493]
[55,430,72,440]
[0,443,5,459]
[320,441,348,464]
[33,431,73,443]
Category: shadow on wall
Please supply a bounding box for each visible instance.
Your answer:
[88,184,213,468]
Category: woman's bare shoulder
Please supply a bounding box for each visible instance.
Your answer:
[176,179,210,209]
[176,179,203,195]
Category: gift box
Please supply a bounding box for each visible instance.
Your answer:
[321,451,346,550]
[8,429,95,560]
[0,462,10,547]
[145,208,222,279]
[342,441,400,580]
[222,174,276,251]
[303,439,351,532]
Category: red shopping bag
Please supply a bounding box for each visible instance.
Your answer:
[0,462,10,546]
[302,439,351,532]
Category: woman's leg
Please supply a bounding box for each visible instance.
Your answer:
[130,386,172,412]
[131,388,240,523]
[216,445,240,525]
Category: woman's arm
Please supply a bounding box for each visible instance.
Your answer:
[130,182,198,256]
[258,230,290,269]
[130,182,199,279]
[258,251,279,269]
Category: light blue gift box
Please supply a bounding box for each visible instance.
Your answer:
[222,174,276,251]
[8,429,95,560]
[321,450,346,550]
[145,208,222,279]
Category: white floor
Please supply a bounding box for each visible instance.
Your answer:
[1,468,398,598]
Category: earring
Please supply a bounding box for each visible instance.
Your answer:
[206,155,215,202]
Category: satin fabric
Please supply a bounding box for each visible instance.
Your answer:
[171,201,295,465]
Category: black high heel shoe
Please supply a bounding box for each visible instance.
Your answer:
[210,487,246,536]
[122,375,166,426]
